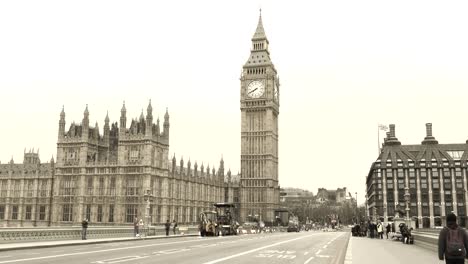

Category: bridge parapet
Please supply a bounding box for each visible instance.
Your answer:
[0,226,200,243]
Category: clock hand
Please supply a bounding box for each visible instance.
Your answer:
[249,88,258,94]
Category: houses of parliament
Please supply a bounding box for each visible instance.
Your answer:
[0,13,280,227]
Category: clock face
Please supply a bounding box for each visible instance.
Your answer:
[247,81,265,98]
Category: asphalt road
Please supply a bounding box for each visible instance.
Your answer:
[0,231,349,264]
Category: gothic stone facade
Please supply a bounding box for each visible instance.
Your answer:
[0,151,54,227]
[239,14,280,223]
[0,103,239,227]
[366,123,468,228]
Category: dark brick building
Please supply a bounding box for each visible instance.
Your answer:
[366,123,468,228]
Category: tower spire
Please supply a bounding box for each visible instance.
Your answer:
[252,9,267,41]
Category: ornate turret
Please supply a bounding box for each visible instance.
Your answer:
[146,100,153,137]
[172,153,176,172]
[120,101,127,133]
[82,105,89,140]
[180,156,184,174]
[163,108,170,141]
[194,161,198,177]
[104,111,110,144]
[156,117,160,136]
[58,106,66,139]
[187,159,192,176]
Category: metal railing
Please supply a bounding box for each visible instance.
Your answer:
[0,226,200,243]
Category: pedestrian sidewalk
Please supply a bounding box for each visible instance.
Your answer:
[344,236,445,264]
[0,234,197,252]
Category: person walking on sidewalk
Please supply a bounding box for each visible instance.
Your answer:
[133,217,139,237]
[172,220,178,235]
[377,221,384,239]
[438,213,468,264]
[386,223,391,239]
[81,218,88,240]
[165,219,171,236]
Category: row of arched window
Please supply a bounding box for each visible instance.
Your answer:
[247,68,266,75]
[253,42,265,50]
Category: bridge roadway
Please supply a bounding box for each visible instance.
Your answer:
[0,230,446,264]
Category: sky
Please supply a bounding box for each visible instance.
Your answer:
[1,0,468,204]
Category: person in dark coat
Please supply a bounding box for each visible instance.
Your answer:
[81,218,88,240]
[165,219,171,236]
[386,223,391,239]
[172,220,178,235]
[438,213,468,264]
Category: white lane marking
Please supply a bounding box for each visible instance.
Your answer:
[344,235,352,264]
[323,244,328,249]
[317,255,330,258]
[315,249,322,255]
[304,256,314,264]
[0,238,205,264]
[202,234,317,264]
[304,252,309,255]
[92,255,148,264]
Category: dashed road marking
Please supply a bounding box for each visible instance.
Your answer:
[304,252,309,255]
[304,256,314,264]
[315,249,322,255]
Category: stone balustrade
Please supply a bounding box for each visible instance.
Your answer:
[0,225,199,243]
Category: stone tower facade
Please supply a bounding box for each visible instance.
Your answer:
[50,102,239,226]
[239,13,280,223]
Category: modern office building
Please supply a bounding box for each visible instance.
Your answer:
[366,123,468,228]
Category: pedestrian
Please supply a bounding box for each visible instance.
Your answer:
[165,219,171,236]
[377,221,384,239]
[81,218,88,240]
[138,219,144,237]
[172,219,178,235]
[369,222,375,238]
[133,217,139,237]
[438,213,468,264]
[386,223,391,239]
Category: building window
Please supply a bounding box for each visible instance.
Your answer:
[409,179,416,189]
[86,205,91,221]
[409,169,415,178]
[421,178,428,189]
[98,177,104,196]
[62,204,73,221]
[109,177,116,196]
[0,205,4,220]
[126,177,138,196]
[432,168,439,177]
[25,205,32,220]
[126,205,137,223]
[398,179,405,189]
[11,206,18,220]
[432,178,440,189]
[444,178,452,190]
[97,205,103,222]
[397,169,404,178]
[39,206,46,221]
[387,179,393,189]
[109,205,114,223]
[87,177,93,196]
[456,178,463,189]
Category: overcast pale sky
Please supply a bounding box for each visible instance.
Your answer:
[1,0,467,204]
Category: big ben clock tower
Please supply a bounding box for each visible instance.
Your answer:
[240,12,280,223]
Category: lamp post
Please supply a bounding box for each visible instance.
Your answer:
[404,186,410,228]
[355,192,358,224]
[143,189,153,237]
